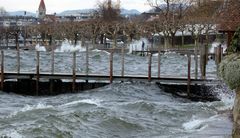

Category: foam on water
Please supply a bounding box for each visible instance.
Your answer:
[181,84,234,135]
[0,130,23,138]
[183,115,219,131]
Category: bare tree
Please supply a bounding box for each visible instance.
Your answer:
[184,0,223,79]
[217,0,240,48]
[96,0,124,48]
[96,0,121,22]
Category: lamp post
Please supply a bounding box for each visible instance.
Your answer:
[24,11,27,47]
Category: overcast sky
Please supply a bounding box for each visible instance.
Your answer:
[0,0,152,13]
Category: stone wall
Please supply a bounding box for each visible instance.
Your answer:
[233,87,240,137]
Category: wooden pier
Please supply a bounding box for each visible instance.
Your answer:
[2,72,220,85]
[0,49,223,101]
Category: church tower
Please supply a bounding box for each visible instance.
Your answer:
[116,0,120,9]
[38,0,46,19]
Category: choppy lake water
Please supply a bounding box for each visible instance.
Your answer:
[0,47,234,138]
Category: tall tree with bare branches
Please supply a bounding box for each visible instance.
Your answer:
[147,0,193,49]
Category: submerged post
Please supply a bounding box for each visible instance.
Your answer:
[110,50,113,83]
[72,52,76,92]
[148,53,152,82]
[36,51,40,96]
[1,51,4,90]
[187,54,191,97]
[121,46,125,78]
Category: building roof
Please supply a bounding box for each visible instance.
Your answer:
[38,0,46,10]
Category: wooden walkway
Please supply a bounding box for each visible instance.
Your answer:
[2,72,220,85]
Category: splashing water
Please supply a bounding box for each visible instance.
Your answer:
[54,40,86,53]
[35,44,46,52]
[209,42,227,54]
[128,38,149,54]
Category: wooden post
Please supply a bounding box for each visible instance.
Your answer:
[148,53,152,82]
[51,47,55,74]
[200,44,207,79]
[1,51,4,90]
[214,47,217,64]
[86,44,89,83]
[109,50,113,83]
[17,48,20,74]
[218,45,222,64]
[16,31,19,50]
[72,52,76,92]
[158,46,161,78]
[146,45,149,56]
[36,51,40,96]
[121,46,125,78]
[194,46,198,80]
[187,54,191,98]
[216,44,222,65]
[50,47,55,94]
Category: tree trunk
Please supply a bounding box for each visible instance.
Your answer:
[206,32,209,63]
[100,34,104,44]
[92,36,97,49]
[181,31,184,47]
[164,36,170,50]
[113,34,117,49]
[6,32,9,48]
[81,36,85,46]
[171,33,176,48]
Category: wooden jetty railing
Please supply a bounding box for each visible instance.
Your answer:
[0,49,221,96]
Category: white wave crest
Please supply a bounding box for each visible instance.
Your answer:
[61,99,102,107]
[92,49,110,55]
[183,115,219,131]
[9,103,53,117]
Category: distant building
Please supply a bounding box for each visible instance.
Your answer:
[37,0,57,22]
[37,0,94,22]
[38,0,46,19]
[0,16,37,28]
